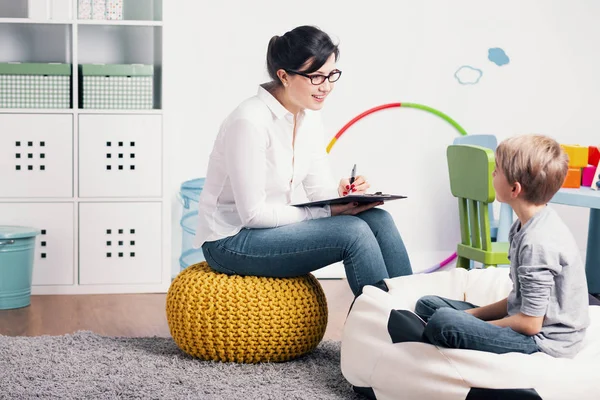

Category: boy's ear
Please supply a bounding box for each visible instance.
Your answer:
[511,182,522,199]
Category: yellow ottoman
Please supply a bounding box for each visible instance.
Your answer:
[166,262,329,363]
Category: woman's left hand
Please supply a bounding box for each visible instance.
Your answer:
[338,175,370,196]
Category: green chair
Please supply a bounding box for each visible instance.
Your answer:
[447,144,510,269]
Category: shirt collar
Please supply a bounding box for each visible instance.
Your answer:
[257,83,305,122]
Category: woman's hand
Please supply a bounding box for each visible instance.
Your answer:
[338,175,370,196]
[331,201,383,216]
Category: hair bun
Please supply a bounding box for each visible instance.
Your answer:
[268,35,280,51]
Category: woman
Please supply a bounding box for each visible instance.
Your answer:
[194,25,412,296]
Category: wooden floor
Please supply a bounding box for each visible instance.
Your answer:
[0,279,355,341]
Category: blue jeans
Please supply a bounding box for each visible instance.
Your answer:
[201,208,412,296]
[415,295,539,355]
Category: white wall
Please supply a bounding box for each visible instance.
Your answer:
[164,0,600,278]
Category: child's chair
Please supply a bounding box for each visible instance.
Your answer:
[452,135,513,243]
[447,144,510,269]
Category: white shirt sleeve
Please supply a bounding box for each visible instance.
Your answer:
[224,118,330,229]
[302,118,340,201]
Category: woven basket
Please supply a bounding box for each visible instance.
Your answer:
[166,262,328,363]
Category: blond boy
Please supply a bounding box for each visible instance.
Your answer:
[415,134,590,357]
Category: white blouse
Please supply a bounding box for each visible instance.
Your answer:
[193,84,339,248]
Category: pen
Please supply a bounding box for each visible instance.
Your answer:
[350,164,356,186]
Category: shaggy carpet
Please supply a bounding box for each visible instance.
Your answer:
[0,331,363,400]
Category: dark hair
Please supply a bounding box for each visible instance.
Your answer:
[266,25,339,86]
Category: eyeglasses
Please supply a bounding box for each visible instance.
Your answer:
[286,69,342,85]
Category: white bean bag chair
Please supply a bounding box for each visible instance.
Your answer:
[340,267,600,400]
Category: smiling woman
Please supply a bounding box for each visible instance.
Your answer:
[265,26,342,113]
[193,25,413,298]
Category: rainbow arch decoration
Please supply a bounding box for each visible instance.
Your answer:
[326,102,468,273]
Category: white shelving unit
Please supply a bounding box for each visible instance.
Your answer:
[0,0,169,294]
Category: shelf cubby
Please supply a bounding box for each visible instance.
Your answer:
[0,23,72,63]
[77,25,161,109]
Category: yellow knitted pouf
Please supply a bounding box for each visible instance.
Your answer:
[166,262,329,363]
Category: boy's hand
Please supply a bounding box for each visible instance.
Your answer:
[465,308,479,317]
[489,313,544,336]
[464,298,508,321]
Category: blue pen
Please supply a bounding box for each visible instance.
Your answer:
[350,164,356,186]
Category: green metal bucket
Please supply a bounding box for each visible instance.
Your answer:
[0,226,40,310]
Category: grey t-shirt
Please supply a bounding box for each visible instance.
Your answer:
[507,206,590,358]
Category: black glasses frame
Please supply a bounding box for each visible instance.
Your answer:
[286,69,342,85]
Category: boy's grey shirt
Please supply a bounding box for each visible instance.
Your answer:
[508,205,590,358]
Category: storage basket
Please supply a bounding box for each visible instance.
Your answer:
[80,63,153,109]
[0,62,71,109]
[0,225,41,310]
[178,178,206,273]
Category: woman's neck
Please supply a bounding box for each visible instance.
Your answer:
[267,83,301,116]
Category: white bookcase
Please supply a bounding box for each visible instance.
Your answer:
[0,0,170,294]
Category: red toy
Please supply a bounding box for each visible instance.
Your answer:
[589,146,600,167]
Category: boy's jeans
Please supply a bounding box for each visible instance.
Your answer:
[202,208,412,297]
[415,295,540,355]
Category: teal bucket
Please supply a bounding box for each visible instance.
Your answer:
[0,225,41,310]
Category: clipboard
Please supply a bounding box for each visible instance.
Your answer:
[292,192,407,207]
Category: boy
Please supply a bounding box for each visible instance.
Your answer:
[415,134,590,358]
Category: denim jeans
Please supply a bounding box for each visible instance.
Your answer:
[414,295,539,355]
[201,208,412,296]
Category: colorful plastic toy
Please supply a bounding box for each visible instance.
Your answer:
[563,168,582,189]
[561,144,588,168]
[589,146,600,167]
[582,165,597,187]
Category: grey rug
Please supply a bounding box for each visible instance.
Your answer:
[0,331,364,400]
